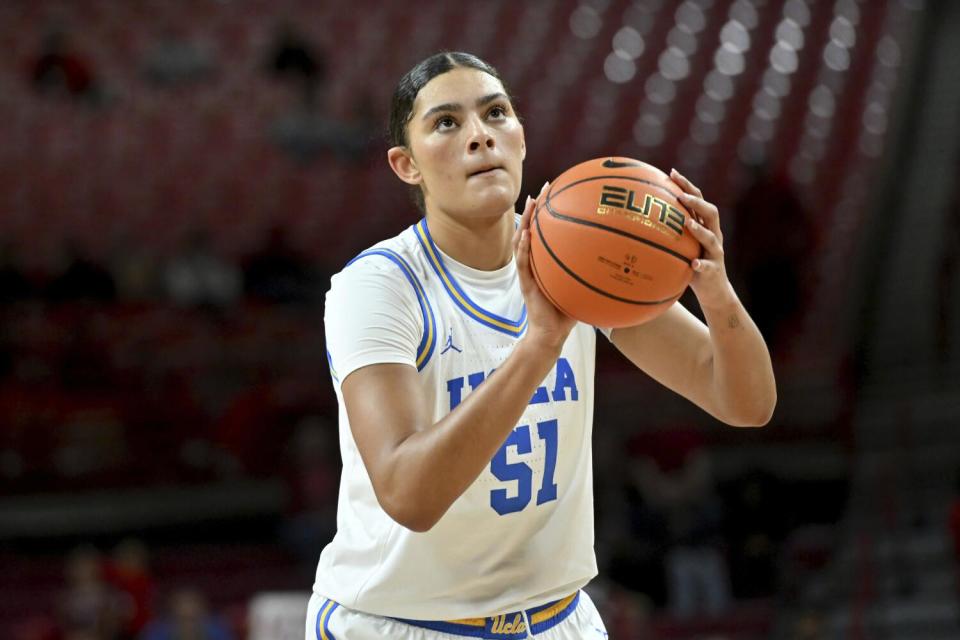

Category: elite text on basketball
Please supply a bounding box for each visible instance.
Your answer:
[597,185,686,236]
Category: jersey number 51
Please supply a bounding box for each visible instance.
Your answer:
[490,419,558,515]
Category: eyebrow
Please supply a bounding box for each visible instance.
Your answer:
[420,92,508,121]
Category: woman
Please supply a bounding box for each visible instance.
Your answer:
[307,51,776,639]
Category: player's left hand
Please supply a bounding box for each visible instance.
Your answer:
[669,168,736,311]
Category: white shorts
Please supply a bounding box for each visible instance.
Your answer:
[304,590,608,640]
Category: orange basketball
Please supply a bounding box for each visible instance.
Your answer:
[529,157,701,328]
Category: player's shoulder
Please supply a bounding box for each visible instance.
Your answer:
[329,223,425,291]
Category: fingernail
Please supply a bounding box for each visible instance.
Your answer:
[525,195,533,206]
[692,259,700,270]
[541,181,550,192]
[670,168,678,177]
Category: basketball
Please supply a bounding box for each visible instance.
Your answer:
[529,157,702,328]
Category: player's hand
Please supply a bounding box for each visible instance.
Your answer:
[514,181,577,352]
[670,168,737,311]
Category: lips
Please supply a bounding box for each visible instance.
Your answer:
[468,165,503,177]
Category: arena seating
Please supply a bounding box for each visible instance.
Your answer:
[0,0,917,265]
[0,0,924,494]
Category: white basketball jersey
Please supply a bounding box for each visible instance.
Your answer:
[315,218,599,620]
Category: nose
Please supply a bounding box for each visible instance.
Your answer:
[466,115,495,152]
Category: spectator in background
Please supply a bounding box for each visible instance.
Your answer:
[279,415,340,578]
[47,244,117,304]
[59,546,126,640]
[142,24,216,87]
[139,588,233,640]
[603,458,669,607]
[724,467,788,599]
[631,428,731,619]
[593,583,652,639]
[104,539,155,640]
[263,25,377,164]
[730,161,816,353]
[265,22,326,108]
[31,27,101,103]
[242,225,313,305]
[163,231,241,309]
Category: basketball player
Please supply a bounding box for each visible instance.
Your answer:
[306,52,776,639]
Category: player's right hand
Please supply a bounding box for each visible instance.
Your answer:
[514,181,577,353]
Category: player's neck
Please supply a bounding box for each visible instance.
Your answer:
[424,209,515,271]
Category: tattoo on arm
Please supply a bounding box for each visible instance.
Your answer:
[727,314,741,329]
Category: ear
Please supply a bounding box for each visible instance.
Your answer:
[387,146,422,186]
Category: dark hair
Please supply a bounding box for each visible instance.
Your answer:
[389,52,515,212]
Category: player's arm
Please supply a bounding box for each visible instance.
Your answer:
[610,169,776,427]
[610,292,775,426]
[342,336,562,532]
[340,188,575,532]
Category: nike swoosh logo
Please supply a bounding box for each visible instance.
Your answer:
[601,158,643,169]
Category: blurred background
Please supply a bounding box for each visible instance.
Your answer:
[0,0,958,638]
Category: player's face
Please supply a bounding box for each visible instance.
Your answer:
[398,67,525,220]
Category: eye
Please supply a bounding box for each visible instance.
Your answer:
[434,115,457,131]
[488,105,508,119]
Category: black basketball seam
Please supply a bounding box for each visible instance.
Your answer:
[528,229,577,318]
[548,174,678,201]
[544,175,695,266]
[533,201,685,307]
[546,204,694,266]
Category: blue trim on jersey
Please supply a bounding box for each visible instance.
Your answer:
[315,598,339,640]
[346,248,437,371]
[413,219,528,338]
[394,591,579,639]
[326,349,338,382]
[325,602,339,640]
